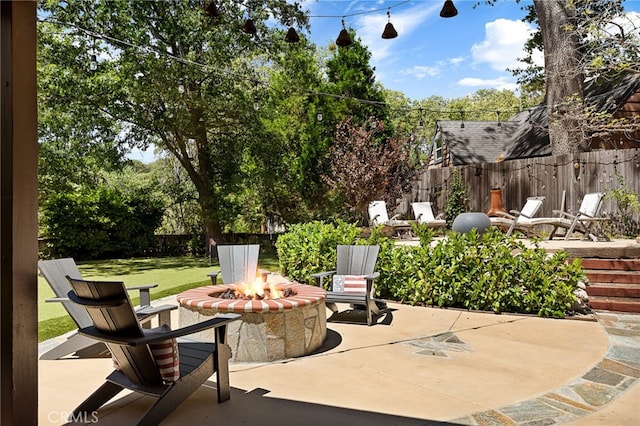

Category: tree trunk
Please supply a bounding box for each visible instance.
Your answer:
[534,0,586,155]
[199,194,224,247]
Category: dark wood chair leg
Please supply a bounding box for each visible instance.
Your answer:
[72,381,123,419]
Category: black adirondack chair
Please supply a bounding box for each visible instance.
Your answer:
[65,277,240,426]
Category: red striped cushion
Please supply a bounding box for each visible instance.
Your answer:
[332,275,367,294]
[112,324,180,383]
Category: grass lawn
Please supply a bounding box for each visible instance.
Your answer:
[39,254,281,342]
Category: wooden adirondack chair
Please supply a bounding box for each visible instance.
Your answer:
[38,258,176,360]
[310,245,386,326]
[207,244,269,284]
[65,277,240,426]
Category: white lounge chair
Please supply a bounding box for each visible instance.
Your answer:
[367,200,413,238]
[546,192,610,241]
[489,196,545,237]
[411,202,446,229]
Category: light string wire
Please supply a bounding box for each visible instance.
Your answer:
[308,0,413,19]
[37,16,533,121]
[37,11,640,132]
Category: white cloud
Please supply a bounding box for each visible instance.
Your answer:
[401,65,442,79]
[471,18,541,71]
[457,77,518,91]
[448,57,465,67]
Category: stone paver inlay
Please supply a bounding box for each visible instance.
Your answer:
[453,313,640,425]
[407,332,474,358]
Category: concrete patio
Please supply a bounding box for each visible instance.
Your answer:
[39,298,640,425]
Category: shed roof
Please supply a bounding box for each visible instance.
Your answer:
[435,120,519,165]
[432,73,640,165]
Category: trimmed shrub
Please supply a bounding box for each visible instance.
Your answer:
[277,222,583,318]
[41,187,163,260]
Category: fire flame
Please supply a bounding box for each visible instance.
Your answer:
[235,277,285,300]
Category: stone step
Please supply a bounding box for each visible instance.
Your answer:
[580,258,640,271]
[587,283,640,298]
[588,296,640,313]
[584,270,640,284]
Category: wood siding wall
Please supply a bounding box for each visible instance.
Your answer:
[400,149,640,222]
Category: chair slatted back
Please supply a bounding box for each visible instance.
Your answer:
[218,245,260,284]
[579,193,604,218]
[39,258,93,329]
[66,277,164,386]
[336,245,380,276]
[412,202,436,223]
[368,201,390,226]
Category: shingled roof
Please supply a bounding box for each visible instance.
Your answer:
[434,120,519,165]
[433,73,640,165]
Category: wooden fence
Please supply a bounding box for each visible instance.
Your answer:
[400,148,640,223]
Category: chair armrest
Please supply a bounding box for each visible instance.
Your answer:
[126,284,158,291]
[435,213,445,220]
[553,210,576,219]
[259,269,271,283]
[78,313,241,346]
[310,270,336,289]
[207,270,221,284]
[390,214,400,220]
[126,284,158,307]
[45,297,69,303]
[492,211,515,219]
[364,272,380,280]
[127,284,158,306]
[136,304,177,317]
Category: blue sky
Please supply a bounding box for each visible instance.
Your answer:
[302,0,640,100]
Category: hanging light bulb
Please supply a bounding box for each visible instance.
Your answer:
[242,18,257,35]
[253,95,259,111]
[496,111,502,131]
[285,27,300,43]
[317,108,323,122]
[440,0,458,18]
[336,19,352,47]
[460,111,465,128]
[418,108,424,128]
[178,79,185,94]
[89,54,98,71]
[204,2,220,19]
[381,10,398,39]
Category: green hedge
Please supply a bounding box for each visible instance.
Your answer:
[276,221,583,318]
[41,186,163,260]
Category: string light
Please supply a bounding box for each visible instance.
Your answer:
[381,10,398,39]
[336,18,352,47]
[89,54,98,71]
[440,0,459,18]
[177,79,185,94]
[89,38,97,71]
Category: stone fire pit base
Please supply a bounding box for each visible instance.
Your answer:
[178,283,327,362]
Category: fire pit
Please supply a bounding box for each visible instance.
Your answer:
[177,277,326,362]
